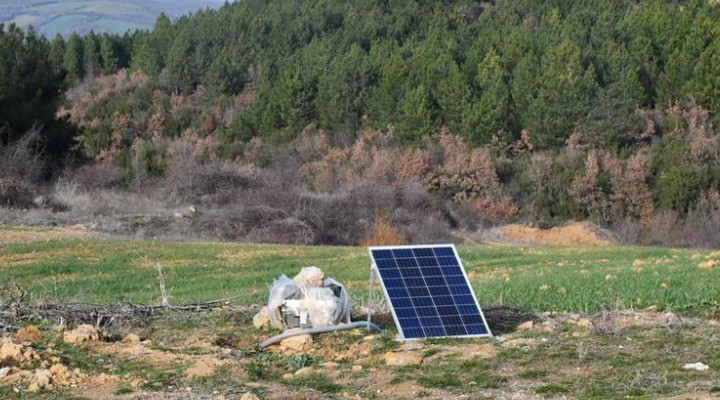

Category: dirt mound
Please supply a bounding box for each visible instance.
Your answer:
[496,221,614,246]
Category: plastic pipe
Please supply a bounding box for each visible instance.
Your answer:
[259,321,384,349]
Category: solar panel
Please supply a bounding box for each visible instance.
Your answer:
[368,244,492,340]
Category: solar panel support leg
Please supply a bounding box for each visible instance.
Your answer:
[367,265,377,326]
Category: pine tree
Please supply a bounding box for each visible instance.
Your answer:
[397,85,433,141]
[468,48,509,144]
[526,39,598,147]
[100,35,119,75]
[64,33,84,84]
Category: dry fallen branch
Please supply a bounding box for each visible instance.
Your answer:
[0,300,241,329]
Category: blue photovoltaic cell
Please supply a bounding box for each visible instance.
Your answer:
[368,244,492,340]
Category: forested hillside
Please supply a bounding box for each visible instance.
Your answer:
[2,0,720,247]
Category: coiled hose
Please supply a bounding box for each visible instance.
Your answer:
[259,321,384,349]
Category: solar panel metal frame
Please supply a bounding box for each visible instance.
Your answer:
[368,244,492,340]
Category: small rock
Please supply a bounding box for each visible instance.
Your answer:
[577,318,593,329]
[16,326,42,343]
[253,307,271,329]
[63,324,101,344]
[122,333,142,343]
[351,365,363,372]
[383,352,423,366]
[294,366,313,376]
[517,321,534,331]
[683,362,710,371]
[0,366,10,378]
[0,343,24,367]
[49,364,73,384]
[240,392,260,400]
[94,373,119,385]
[23,348,39,361]
[538,320,557,333]
[698,260,716,270]
[279,334,313,352]
[27,368,52,392]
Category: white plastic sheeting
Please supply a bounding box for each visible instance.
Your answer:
[267,274,350,329]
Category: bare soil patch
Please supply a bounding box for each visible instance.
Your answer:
[3,307,716,399]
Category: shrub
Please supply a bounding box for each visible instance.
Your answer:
[0,177,36,209]
[164,161,265,205]
[0,127,44,184]
[362,215,406,246]
[71,163,124,190]
[0,128,45,209]
[246,217,317,245]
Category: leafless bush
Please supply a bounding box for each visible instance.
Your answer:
[449,200,484,231]
[70,163,123,190]
[683,192,720,248]
[396,210,456,244]
[592,311,623,336]
[0,127,44,184]
[0,178,36,209]
[164,162,266,205]
[399,181,443,215]
[245,217,316,245]
[611,218,643,245]
[0,128,45,209]
[295,191,364,245]
[642,210,681,246]
[618,194,720,248]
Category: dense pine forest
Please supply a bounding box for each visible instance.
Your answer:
[2,0,720,247]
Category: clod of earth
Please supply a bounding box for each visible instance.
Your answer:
[698,260,716,269]
[0,343,24,367]
[184,357,227,379]
[63,324,103,344]
[294,366,313,376]
[383,351,423,366]
[122,333,141,343]
[278,334,312,352]
[15,325,42,343]
[252,306,271,328]
[27,368,53,393]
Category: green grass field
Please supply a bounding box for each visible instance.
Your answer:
[2,231,720,399]
[2,237,718,317]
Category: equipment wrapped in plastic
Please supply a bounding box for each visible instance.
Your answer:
[267,274,350,329]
